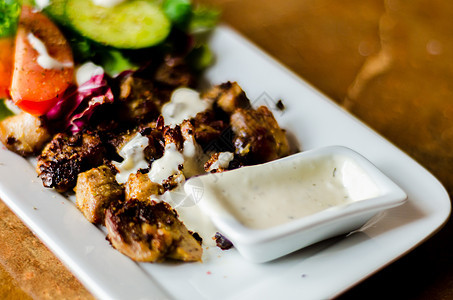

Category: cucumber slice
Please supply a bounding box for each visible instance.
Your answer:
[66,0,171,49]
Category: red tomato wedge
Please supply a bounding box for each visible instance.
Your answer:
[10,6,74,116]
[0,38,14,99]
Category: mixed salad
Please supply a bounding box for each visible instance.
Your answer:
[0,0,292,263]
[0,0,218,118]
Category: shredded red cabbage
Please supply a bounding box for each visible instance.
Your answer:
[46,73,114,133]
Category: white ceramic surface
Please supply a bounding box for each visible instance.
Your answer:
[0,25,450,300]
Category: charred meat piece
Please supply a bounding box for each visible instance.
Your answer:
[102,123,165,165]
[142,126,165,162]
[203,81,250,114]
[0,113,51,156]
[75,165,123,225]
[125,172,163,202]
[117,75,165,123]
[105,200,203,262]
[214,232,234,250]
[154,55,197,88]
[158,130,186,191]
[104,128,139,158]
[180,120,207,178]
[36,131,106,192]
[231,106,290,164]
[191,110,229,149]
[163,125,184,150]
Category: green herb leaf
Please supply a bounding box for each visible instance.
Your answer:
[0,0,21,38]
[67,33,97,62]
[163,0,192,26]
[101,49,138,77]
[19,0,35,6]
[186,44,213,71]
[0,100,14,121]
[189,6,220,33]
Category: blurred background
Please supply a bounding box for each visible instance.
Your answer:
[1,0,452,298]
[201,1,453,299]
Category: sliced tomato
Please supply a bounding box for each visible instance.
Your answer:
[10,6,74,116]
[0,38,14,99]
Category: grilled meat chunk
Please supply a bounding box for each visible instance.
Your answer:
[153,125,186,190]
[231,106,290,164]
[0,113,51,156]
[203,81,250,114]
[154,55,197,88]
[36,132,106,192]
[75,165,123,225]
[105,200,203,262]
[163,125,184,151]
[180,120,207,178]
[192,110,229,150]
[214,232,234,250]
[125,172,163,202]
[118,75,164,123]
[142,125,165,162]
[117,54,196,125]
[103,128,139,161]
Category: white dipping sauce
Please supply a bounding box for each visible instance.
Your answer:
[27,33,73,70]
[148,143,184,184]
[205,152,235,173]
[113,133,150,184]
[161,88,211,127]
[76,62,104,86]
[189,154,380,229]
[34,0,50,10]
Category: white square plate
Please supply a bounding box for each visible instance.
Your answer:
[0,25,450,299]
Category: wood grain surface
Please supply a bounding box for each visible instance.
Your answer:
[1,0,452,298]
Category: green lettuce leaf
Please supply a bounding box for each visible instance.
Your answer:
[189,5,220,33]
[0,0,21,38]
[0,100,14,121]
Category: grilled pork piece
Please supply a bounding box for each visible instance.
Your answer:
[163,125,184,150]
[105,200,202,262]
[75,165,123,225]
[203,81,250,114]
[154,55,197,88]
[0,113,51,156]
[231,106,290,164]
[141,125,165,162]
[125,172,163,202]
[118,75,163,123]
[214,232,234,250]
[117,54,196,125]
[156,125,186,190]
[180,120,207,177]
[191,110,229,150]
[105,128,138,155]
[36,131,106,192]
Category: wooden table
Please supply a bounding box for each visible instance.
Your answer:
[1,0,452,298]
